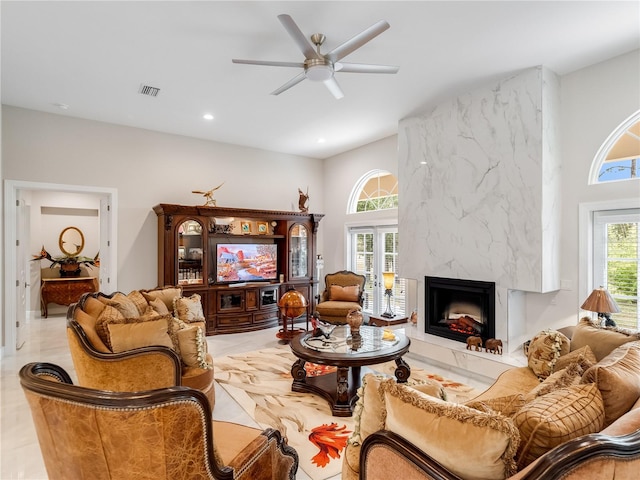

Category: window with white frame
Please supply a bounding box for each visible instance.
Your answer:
[348,170,398,213]
[591,110,640,183]
[593,209,639,328]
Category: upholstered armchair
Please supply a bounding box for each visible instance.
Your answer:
[20,362,299,480]
[315,270,366,325]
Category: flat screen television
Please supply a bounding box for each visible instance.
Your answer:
[216,243,277,283]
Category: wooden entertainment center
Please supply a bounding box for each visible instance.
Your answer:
[153,204,323,335]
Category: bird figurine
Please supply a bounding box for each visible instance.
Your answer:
[298,187,309,213]
[192,182,225,207]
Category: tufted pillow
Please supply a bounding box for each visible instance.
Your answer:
[142,286,182,312]
[173,294,205,322]
[571,317,640,362]
[176,325,211,369]
[329,284,360,302]
[527,329,570,380]
[108,316,174,353]
[581,341,640,427]
[381,379,519,480]
[554,344,597,372]
[100,292,140,318]
[513,383,604,468]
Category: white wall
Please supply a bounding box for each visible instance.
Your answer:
[2,106,324,297]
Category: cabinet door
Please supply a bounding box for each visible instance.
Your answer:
[245,289,258,311]
[177,219,205,286]
[260,286,279,309]
[217,290,244,313]
[289,223,309,280]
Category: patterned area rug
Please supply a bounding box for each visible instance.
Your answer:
[213,347,479,480]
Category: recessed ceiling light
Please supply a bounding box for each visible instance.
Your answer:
[420,161,427,165]
[203,113,214,121]
[317,138,326,144]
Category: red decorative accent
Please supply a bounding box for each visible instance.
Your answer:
[308,423,352,467]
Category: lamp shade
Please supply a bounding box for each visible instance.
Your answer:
[382,272,395,290]
[580,287,621,314]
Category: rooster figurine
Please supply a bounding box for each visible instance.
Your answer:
[192,182,225,207]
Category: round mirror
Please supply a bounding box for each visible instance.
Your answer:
[59,226,85,257]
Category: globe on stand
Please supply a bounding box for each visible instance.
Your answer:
[277,288,308,343]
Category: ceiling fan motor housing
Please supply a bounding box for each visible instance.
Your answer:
[304,58,334,81]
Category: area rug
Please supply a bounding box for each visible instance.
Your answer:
[213,347,479,480]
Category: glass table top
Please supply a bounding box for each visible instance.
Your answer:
[301,325,402,354]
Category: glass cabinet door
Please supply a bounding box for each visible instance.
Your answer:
[177,219,204,285]
[290,224,308,278]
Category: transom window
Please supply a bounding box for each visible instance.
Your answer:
[348,170,398,213]
[592,111,640,183]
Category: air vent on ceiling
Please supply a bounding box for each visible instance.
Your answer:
[138,84,160,97]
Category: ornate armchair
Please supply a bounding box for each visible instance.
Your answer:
[315,270,366,325]
[20,362,298,480]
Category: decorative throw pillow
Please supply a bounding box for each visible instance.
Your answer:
[108,316,174,353]
[380,379,520,480]
[101,292,140,318]
[176,325,211,369]
[74,308,110,353]
[95,305,125,348]
[554,345,597,372]
[466,393,527,418]
[127,290,149,316]
[149,297,170,315]
[329,284,360,302]
[173,294,205,322]
[82,296,107,318]
[527,329,570,380]
[524,360,588,402]
[581,341,640,427]
[142,286,183,312]
[571,317,640,362]
[513,383,604,468]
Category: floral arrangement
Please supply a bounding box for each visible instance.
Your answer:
[32,246,99,276]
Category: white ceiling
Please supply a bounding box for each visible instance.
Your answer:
[2,1,639,159]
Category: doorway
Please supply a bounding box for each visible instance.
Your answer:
[3,180,118,356]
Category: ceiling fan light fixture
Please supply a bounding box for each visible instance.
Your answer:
[305,64,333,82]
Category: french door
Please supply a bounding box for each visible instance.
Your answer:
[349,226,406,317]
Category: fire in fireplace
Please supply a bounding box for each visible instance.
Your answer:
[425,276,495,343]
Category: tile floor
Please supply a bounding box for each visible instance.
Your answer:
[1,313,493,479]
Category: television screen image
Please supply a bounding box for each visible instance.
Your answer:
[216,244,277,283]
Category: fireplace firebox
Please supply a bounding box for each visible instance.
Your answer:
[425,276,495,344]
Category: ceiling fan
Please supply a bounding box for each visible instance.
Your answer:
[232,14,399,99]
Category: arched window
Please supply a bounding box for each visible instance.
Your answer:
[348,170,398,213]
[591,110,640,183]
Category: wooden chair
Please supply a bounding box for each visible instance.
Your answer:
[315,270,366,325]
[20,362,298,480]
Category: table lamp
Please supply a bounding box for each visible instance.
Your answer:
[580,286,621,327]
[381,271,395,319]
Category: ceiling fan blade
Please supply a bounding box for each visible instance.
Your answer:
[271,72,306,95]
[278,14,321,60]
[335,62,399,74]
[233,59,304,68]
[327,20,390,62]
[323,77,344,99]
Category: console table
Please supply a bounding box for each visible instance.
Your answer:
[40,277,98,318]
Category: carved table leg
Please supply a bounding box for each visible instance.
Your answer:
[291,359,307,384]
[394,357,411,383]
[336,367,349,405]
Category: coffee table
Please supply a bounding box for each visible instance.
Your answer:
[289,325,411,416]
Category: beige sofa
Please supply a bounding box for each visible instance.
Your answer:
[343,318,640,480]
[67,286,215,409]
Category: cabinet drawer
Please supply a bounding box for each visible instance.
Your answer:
[216,313,252,327]
[253,310,278,324]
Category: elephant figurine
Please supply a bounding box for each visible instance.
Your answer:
[466,336,483,351]
[485,338,503,355]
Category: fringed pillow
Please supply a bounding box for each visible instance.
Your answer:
[381,379,520,480]
[527,329,570,380]
[173,293,205,323]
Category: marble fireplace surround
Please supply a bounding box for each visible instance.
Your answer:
[398,66,561,364]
